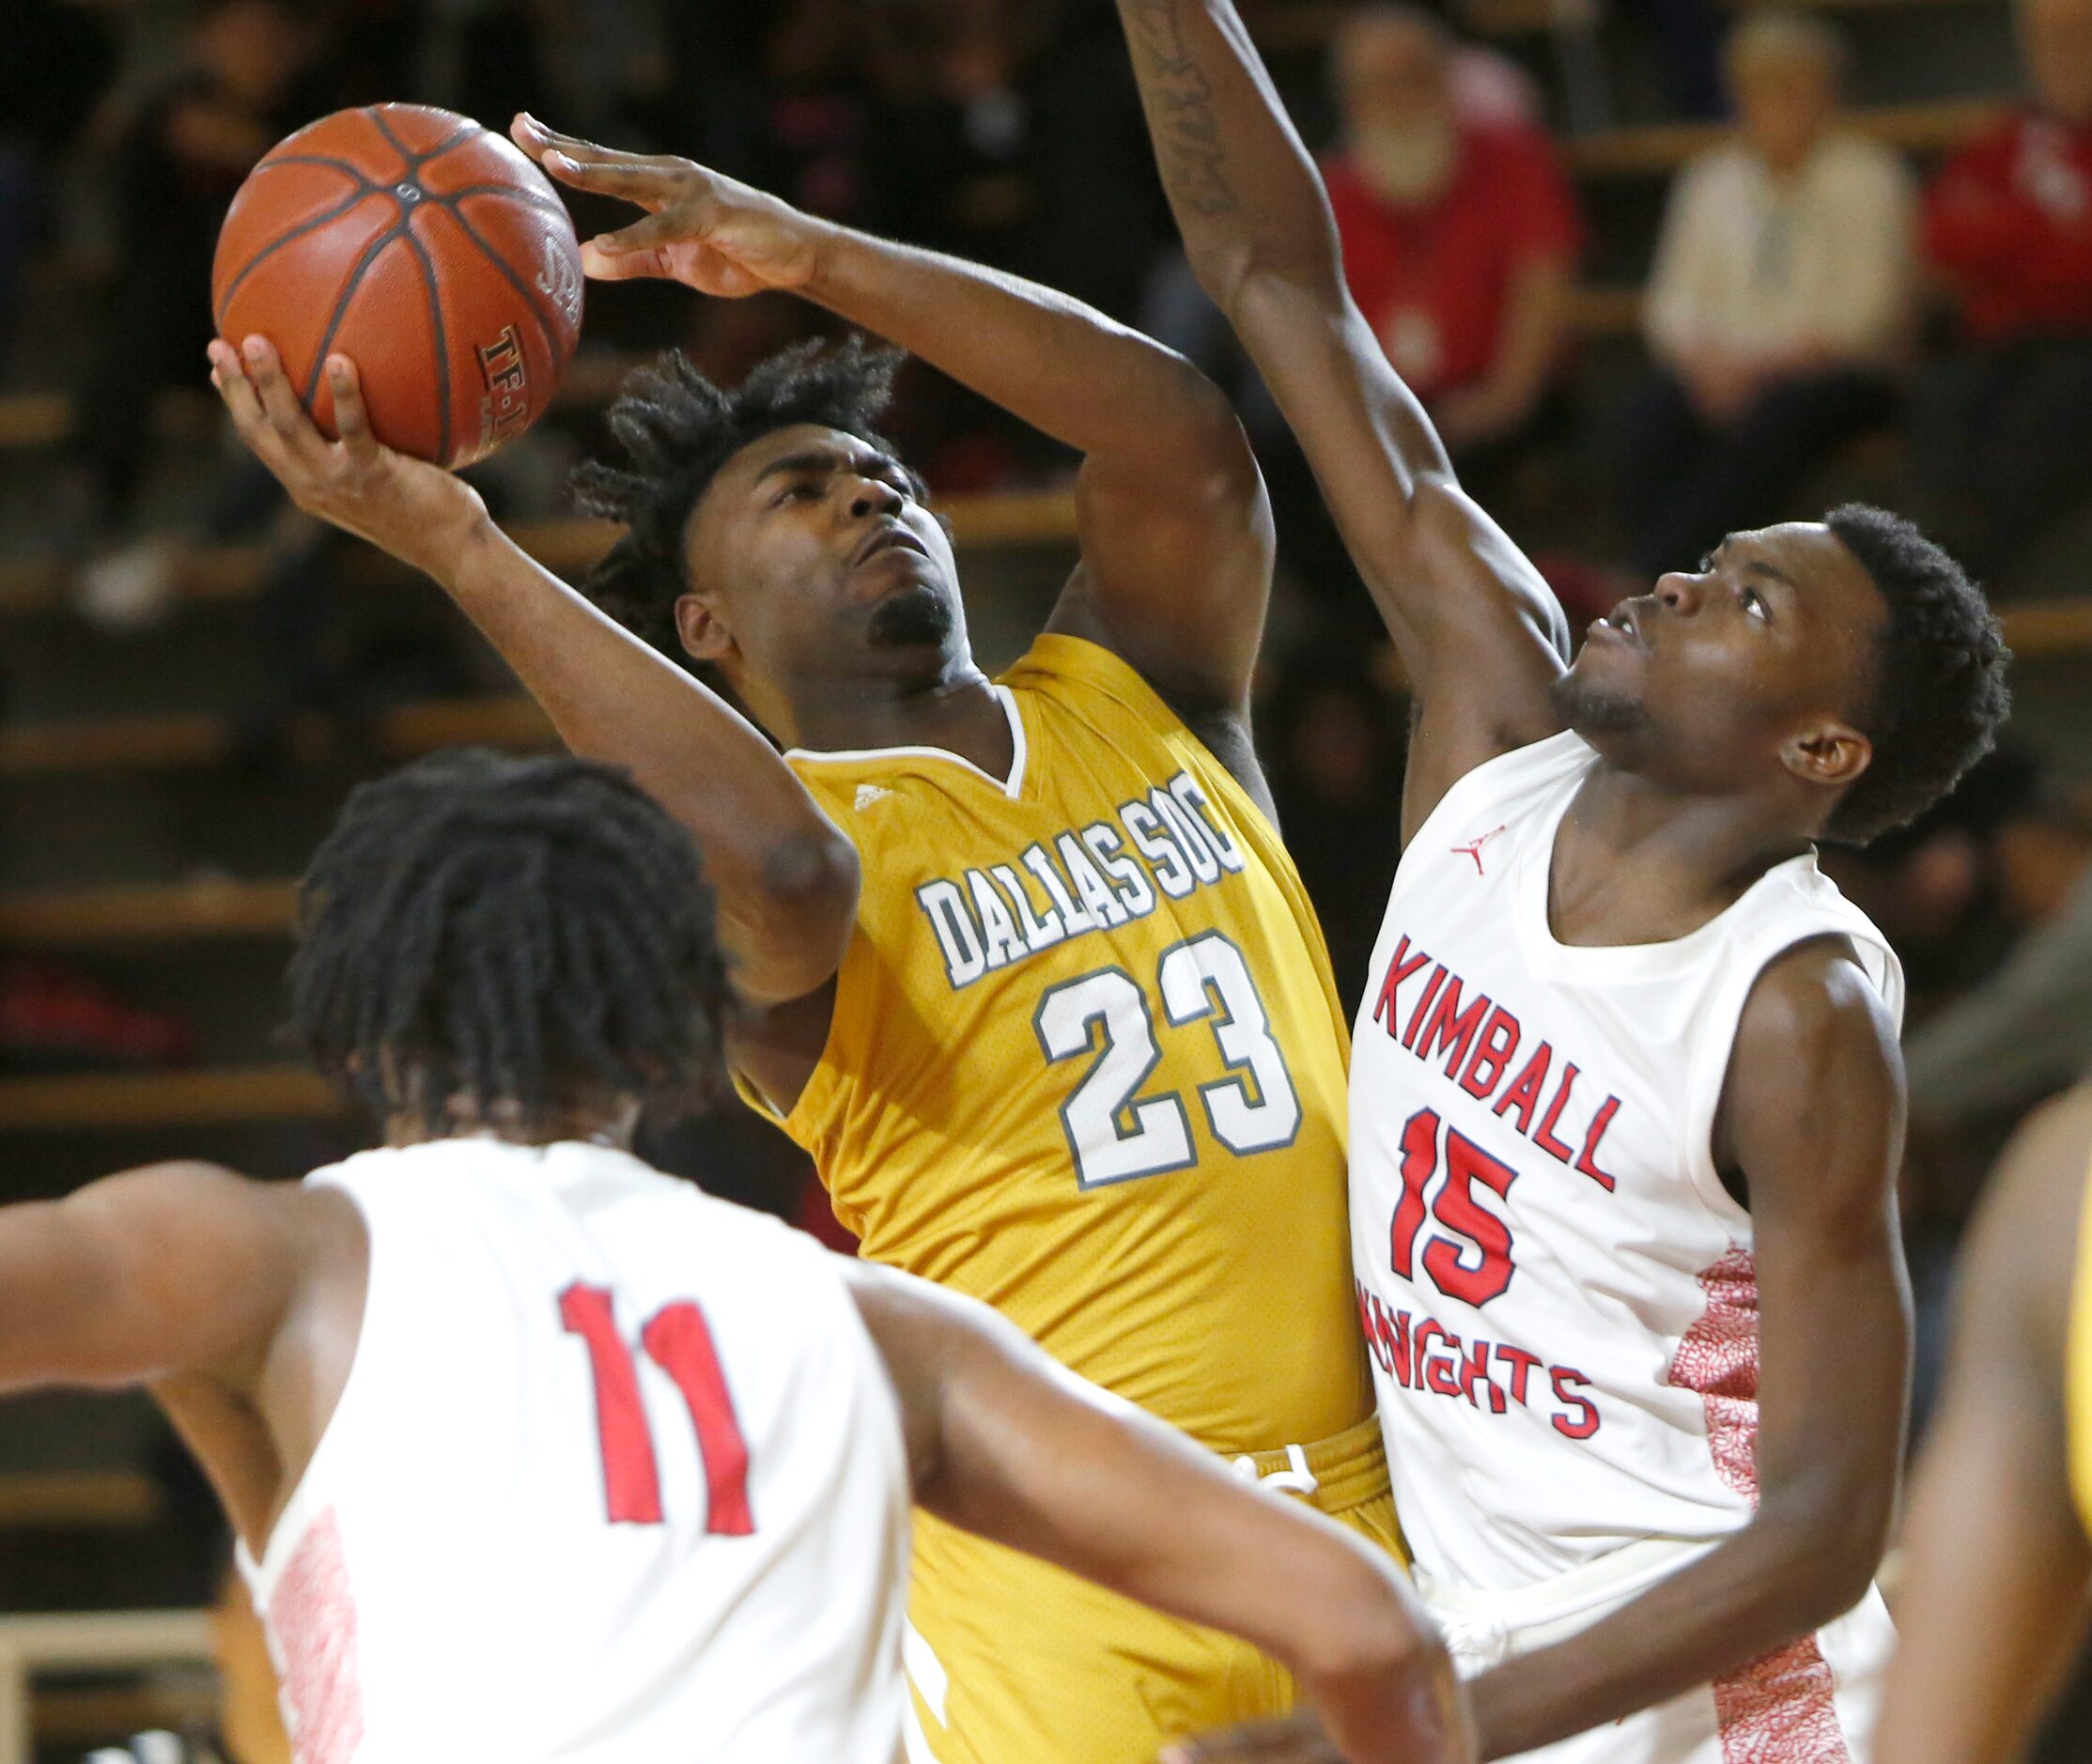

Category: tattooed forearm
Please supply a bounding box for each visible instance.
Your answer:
[1121,0,1240,217]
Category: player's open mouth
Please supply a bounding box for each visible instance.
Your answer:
[1590,605,1647,648]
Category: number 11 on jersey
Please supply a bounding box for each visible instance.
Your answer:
[560,1283,756,1534]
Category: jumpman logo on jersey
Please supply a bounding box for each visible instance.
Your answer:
[1451,825,1508,875]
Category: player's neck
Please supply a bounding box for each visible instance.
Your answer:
[1549,766,1813,945]
[381,1093,640,1150]
[783,662,1012,773]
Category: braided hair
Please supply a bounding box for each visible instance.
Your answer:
[287,749,733,1133]
[571,336,921,660]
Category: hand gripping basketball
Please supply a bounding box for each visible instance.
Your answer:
[510,114,822,299]
[208,335,488,581]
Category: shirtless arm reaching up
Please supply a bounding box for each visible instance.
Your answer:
[1113,0,1570,839]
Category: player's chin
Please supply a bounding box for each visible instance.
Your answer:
[864,581,958,650]
[1547,661,1650,740]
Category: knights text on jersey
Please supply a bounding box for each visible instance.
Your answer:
[238,1139,911,1763]
[1349,734,1904,1594]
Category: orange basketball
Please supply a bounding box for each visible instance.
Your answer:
[212,103,583,468]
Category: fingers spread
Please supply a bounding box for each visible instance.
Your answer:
[326,355,376,456]
[538,148,674,206]
[240,335,315,447]
[207,340,268,437]
[579,240,673,282]
[589,208,696,256]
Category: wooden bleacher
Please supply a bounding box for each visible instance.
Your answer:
[0,693,556,778]
[0,488,1080,618]
[1564,94,2006,178]
[0,1066,345,1133]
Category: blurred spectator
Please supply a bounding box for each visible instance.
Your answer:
[1900,791,2092,1142]
[70,0,323,540]
[1321,6,1582,471]
[1619,12,1914,580]
[862,0,1158,324]
[0,0,118,364]
[1263,646,1409,1013]
[1912,0,2092,582]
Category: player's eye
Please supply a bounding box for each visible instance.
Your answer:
[1741,586,1768,623]
[1697,551,1717,575]
[773,481,821,506]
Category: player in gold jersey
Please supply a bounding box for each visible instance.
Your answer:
[1873,1086,2092,1761]
[206,111,1408,1763]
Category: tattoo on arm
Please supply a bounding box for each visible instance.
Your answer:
[1123,0,1239,216]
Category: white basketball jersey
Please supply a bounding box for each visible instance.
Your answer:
[1351,734,1902,1595]
[237,1138,911,1763]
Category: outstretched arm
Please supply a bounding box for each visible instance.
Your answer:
[1113,0,1569,838]
[208,340,858,1013]
[514,117,1275,771]
[844,1260,1472,1764]
[1875,1091,2092,1763]
[0,1162,304,1393]
[1466,944,1909,1756]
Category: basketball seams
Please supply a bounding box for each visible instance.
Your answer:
[215,186,384,333]
[256,155,379,191]
[436,184,568,221]
[297,220,412,410]
[432,199,563,364]
[394,225,455,464]
[222,104,576,465]
[364,106,481,175]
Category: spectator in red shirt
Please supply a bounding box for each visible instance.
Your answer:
[1912,0,2092,581]
[1322,5,1583,472]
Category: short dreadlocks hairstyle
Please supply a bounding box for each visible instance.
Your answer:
[571,336,918,659]
[1822,503,2011,845]
[287,749,733,1133]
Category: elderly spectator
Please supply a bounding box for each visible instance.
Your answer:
[1322,5,1583,469]
[1913,0,2092,583]
[1619,12,1914,579]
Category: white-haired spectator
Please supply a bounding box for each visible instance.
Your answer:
[1619,11,1915,578]
[1322,4,1583,467]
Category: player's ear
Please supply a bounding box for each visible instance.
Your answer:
[1782,720,1872,793]
[676,592,736,664]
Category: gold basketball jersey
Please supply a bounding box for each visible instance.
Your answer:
[741,633,1371,1453]
[2068,1143,2092,1541]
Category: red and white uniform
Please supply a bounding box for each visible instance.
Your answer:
[238,1138,910,1763]
[1351,735,1901,1761]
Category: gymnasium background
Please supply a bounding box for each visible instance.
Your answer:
[1,0,2089,1756]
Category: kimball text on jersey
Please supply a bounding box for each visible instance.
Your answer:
[1357,929,1629,1440]
[1371,932,1624,1188]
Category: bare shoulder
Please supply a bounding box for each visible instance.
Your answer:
[70,1159,281,1229]
[1718,938,1903,1207]
[1733,936,1901,1082]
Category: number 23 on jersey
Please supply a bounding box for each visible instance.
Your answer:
[1034,929,1302,1187]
